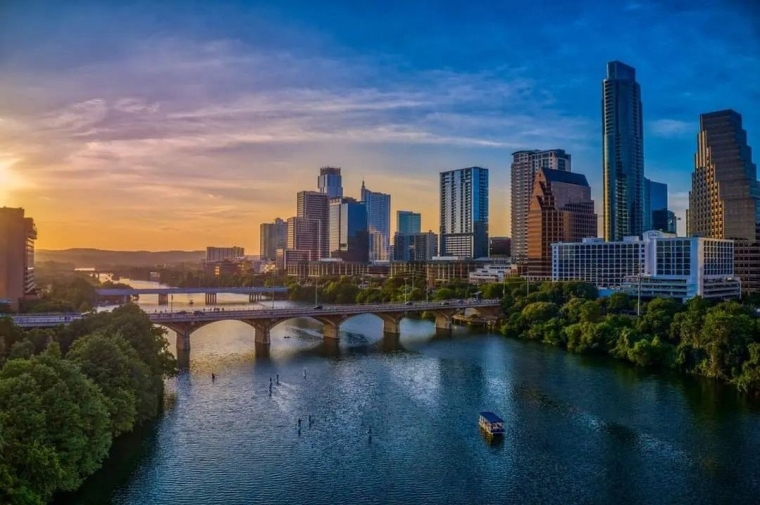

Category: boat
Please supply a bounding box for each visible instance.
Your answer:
[478,411,505,436]
[283,335,291,339]
[189,300,194,306]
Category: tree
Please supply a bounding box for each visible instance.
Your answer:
[696,309,755,380]
[521,302,559,325]
[68,332,154,435]
[606,292,631,313]
[0,345,111,504]
[7,340,34,360]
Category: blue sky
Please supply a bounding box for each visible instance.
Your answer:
[1,0,759,249]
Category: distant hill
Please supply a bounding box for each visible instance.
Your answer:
[36,249,206,268]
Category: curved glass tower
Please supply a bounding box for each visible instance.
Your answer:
[603,61,644,241]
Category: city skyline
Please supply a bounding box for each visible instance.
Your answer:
[1,1,759,251]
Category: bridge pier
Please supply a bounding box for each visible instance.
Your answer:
[254,327,270,346]
[158,293,169,306]
[381,316,402,335]
[205,293,217,305]
[176,329,191,352]
[322,323,340,340]
[434,313,452,335]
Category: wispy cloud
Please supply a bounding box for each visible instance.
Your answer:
[648,119,693,138]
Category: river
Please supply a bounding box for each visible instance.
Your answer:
[57,279,760,504]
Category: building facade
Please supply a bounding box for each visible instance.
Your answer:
[687,109,760,294]
[286,217,320,261]
[526,168,597,279]
[440,167,489,258]
[392,231,438,262]
[297,191,329,259]
[361,182,391,262]
[644,178,671,232]
[488,237,511,258]
[317,166,343,199]
[510,149,571,263]
[469,263,512,284]
[206,246,244,262]
[259,218,288,261]
[552,231,739,300]
[603,60,644,241]
[397,210,422,235]
[329,198,369,262]
[0,207,37,310]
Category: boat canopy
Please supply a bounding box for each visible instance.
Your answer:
[479,411,504,424]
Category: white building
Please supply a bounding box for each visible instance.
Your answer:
[552,231,740,300]
[469,264,512,284]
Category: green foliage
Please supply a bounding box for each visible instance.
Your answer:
[496,281,760,393]
[0,304,177,504]
[0,348,112,504]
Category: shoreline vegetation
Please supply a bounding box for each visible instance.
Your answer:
[0,304,177,505]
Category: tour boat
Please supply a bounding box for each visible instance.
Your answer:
[478,411,505,436]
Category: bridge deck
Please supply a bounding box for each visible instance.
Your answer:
[96,287,289,296]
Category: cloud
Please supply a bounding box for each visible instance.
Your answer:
[648,119,693,138]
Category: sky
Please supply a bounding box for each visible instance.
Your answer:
[1,0,759,251]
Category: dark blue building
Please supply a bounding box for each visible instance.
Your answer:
[329,198,369,262]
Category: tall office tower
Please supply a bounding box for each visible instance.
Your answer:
[687,109,760,293]
[396,210,422,235]
[297,191,329,259]
[392,231,438,262]
[286,217,321,261]
[361,181,391,262]
[644,178,667,231]
[526,168,597,279]
[0,207,37,311]
[318,166,343,199]
[260,218,288,261]
[510,149,571,263]
[206,246,245,262]
[329,198,369,262]
[603,60,644,241]
[439,167,489,258]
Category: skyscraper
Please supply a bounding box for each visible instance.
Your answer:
[439,167,489,258]
[511,149,571,263]
[687,109,760,293]
[329,198,369,262]
[392,231,438,262]
[527,168,597,279]
[361,181,391,262]
[603,60,644,241]
[318,166,343,199]
[297,191,329,259]
[0,207,37,311]
[396,211,421,235]
[286,217,321,261]
[260,218,288,261]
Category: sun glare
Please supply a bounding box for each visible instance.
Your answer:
[0,156,23,201]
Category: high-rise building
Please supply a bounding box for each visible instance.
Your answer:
[396,211,421,235]
[511,149,571,263]
[644,178,667,231]
[206,246,244,262]
[361,181,391,262]
[329,198,369,262]
[392,231,438,262]
[603,60,644,241]
[259,218,288,261]
[297,191,329,259]
[687,109,760,293]
[318,166,343,199]
[0,207,37,310]
[526,168,597,279]
[440,167,489,258]
[489,237,511,258]
[286,217,321,261]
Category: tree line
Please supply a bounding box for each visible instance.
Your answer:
[0,304,177,505]
[494,280,760,394]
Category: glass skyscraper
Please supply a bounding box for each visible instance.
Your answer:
[396,210,421,235]
[361,182,391,262]
[439,167,489,258]
[644,178,668,232]
[329,198,369,262]
[603,60,644,241]
[318,166,343,199]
